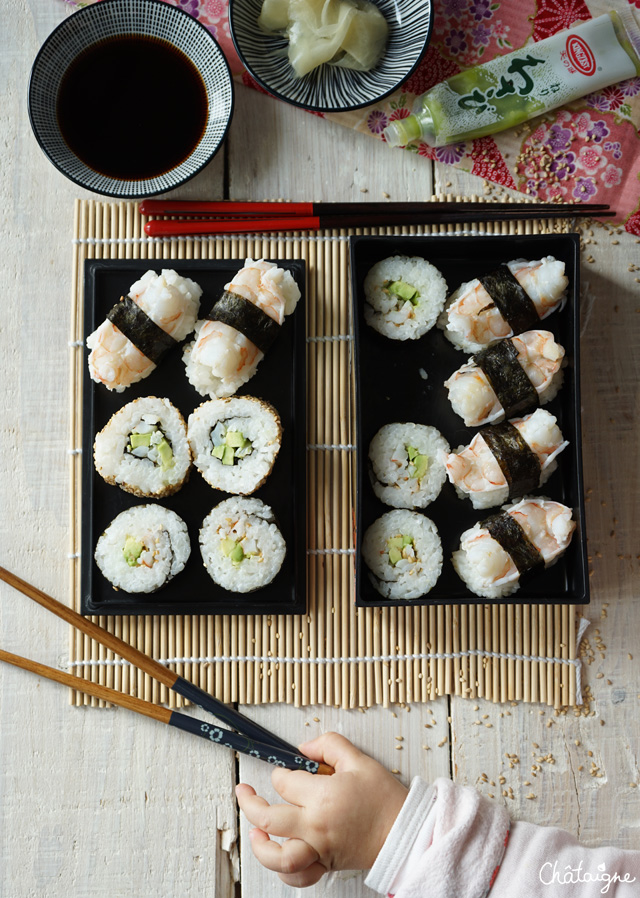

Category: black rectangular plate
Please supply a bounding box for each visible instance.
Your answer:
[81,259,306,616]
[350,233,588,607]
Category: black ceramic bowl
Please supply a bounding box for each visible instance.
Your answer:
[229,0,432,112]
[28,0,234,198]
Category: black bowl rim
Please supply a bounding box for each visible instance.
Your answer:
[28,0,235,199]
[228,0,433,114]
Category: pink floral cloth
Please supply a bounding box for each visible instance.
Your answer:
[67,0,640,232]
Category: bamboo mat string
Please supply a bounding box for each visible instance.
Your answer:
[68,199,585,711]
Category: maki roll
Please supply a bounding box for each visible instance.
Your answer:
[444,330,565,427]
[94,397,191,498]
[95,505,190,593]
[87,269,202,391]
[364,255,447,340]
[200,497,286,592]
[362,510,442,599]
[368,423,449,509]
[438,256,568,353]
[452,497,576,599]
[445,409,569,510]
[183,259,301,398]
[187,396,282,494]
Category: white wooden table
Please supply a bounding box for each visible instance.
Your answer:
[2,1,639,894]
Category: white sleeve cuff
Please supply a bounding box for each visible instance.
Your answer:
[365,777,436,897]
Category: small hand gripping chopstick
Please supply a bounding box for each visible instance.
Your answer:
[0,567,333,775]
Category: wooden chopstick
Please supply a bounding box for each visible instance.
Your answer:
[140,199,612,217]
[0,646,333,773]
[0,567,327,770]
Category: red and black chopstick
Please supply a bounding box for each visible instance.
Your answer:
[139,199,614,237]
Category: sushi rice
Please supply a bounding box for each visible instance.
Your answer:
[362,509,442,599]
[364,255,448,340]
[188,396,282,494]
[200,497,286,592]
[95,504,190,594]
[368,423,450,509]
[94,397,191,498]
[452,496,575,599]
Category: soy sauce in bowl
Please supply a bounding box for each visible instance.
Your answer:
[56,35,209,180]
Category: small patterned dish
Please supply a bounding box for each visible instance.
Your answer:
[229,0,432,113]
[28,0,234,198]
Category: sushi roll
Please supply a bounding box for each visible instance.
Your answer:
[183,259,301,398]
[200,497,286,592]
[87,269,202,391]
[368,423,450,509]
[445,409,569,510]
[95,504,190,593]
[438,256,568,353]
[363,255,447,340]
[452,497,576,599]
[187,396,282,494]
[362,510,442,599]
[93,397,191,498]
[444,330,565,427]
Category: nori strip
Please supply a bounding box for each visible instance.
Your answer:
[482,510,544,574]
[474,339,539,418]
[207,291,280,354]
[479,266,539,335]
[107,297,177,365]
[482,421,541,498]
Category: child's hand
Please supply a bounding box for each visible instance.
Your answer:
[236,732,408,888]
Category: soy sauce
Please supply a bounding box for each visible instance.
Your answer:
[56,36,208,180]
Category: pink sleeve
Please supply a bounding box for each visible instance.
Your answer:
[366,777,640,898]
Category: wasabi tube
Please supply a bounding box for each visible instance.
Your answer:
[384,10,640,148]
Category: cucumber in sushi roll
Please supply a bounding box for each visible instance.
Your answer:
[368,423,449,509]
[94,397,191,498]
[452,496,576,599]
[188,396,282,495]
[364,255,447,340]
[200,497,286,592]
[362,510,442,599]
[95,505,190,593]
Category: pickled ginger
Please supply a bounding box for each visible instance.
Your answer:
[258,0,388,77]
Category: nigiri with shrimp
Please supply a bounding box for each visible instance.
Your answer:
[183,259,301,399]
[438,256,568,353]
[452,496,576,599]
[87,269,202,391]
[444,408,569,510]
[444,330,565,428]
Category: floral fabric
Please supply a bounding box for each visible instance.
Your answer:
[66,0,640,232]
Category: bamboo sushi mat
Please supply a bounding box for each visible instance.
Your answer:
[69,197,587,711]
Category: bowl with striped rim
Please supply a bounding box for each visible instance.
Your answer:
[28,0,234,198]
[229,0,432,113]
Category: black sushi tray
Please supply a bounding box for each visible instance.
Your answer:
[350,233,589,608]
[80,259,306,616]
